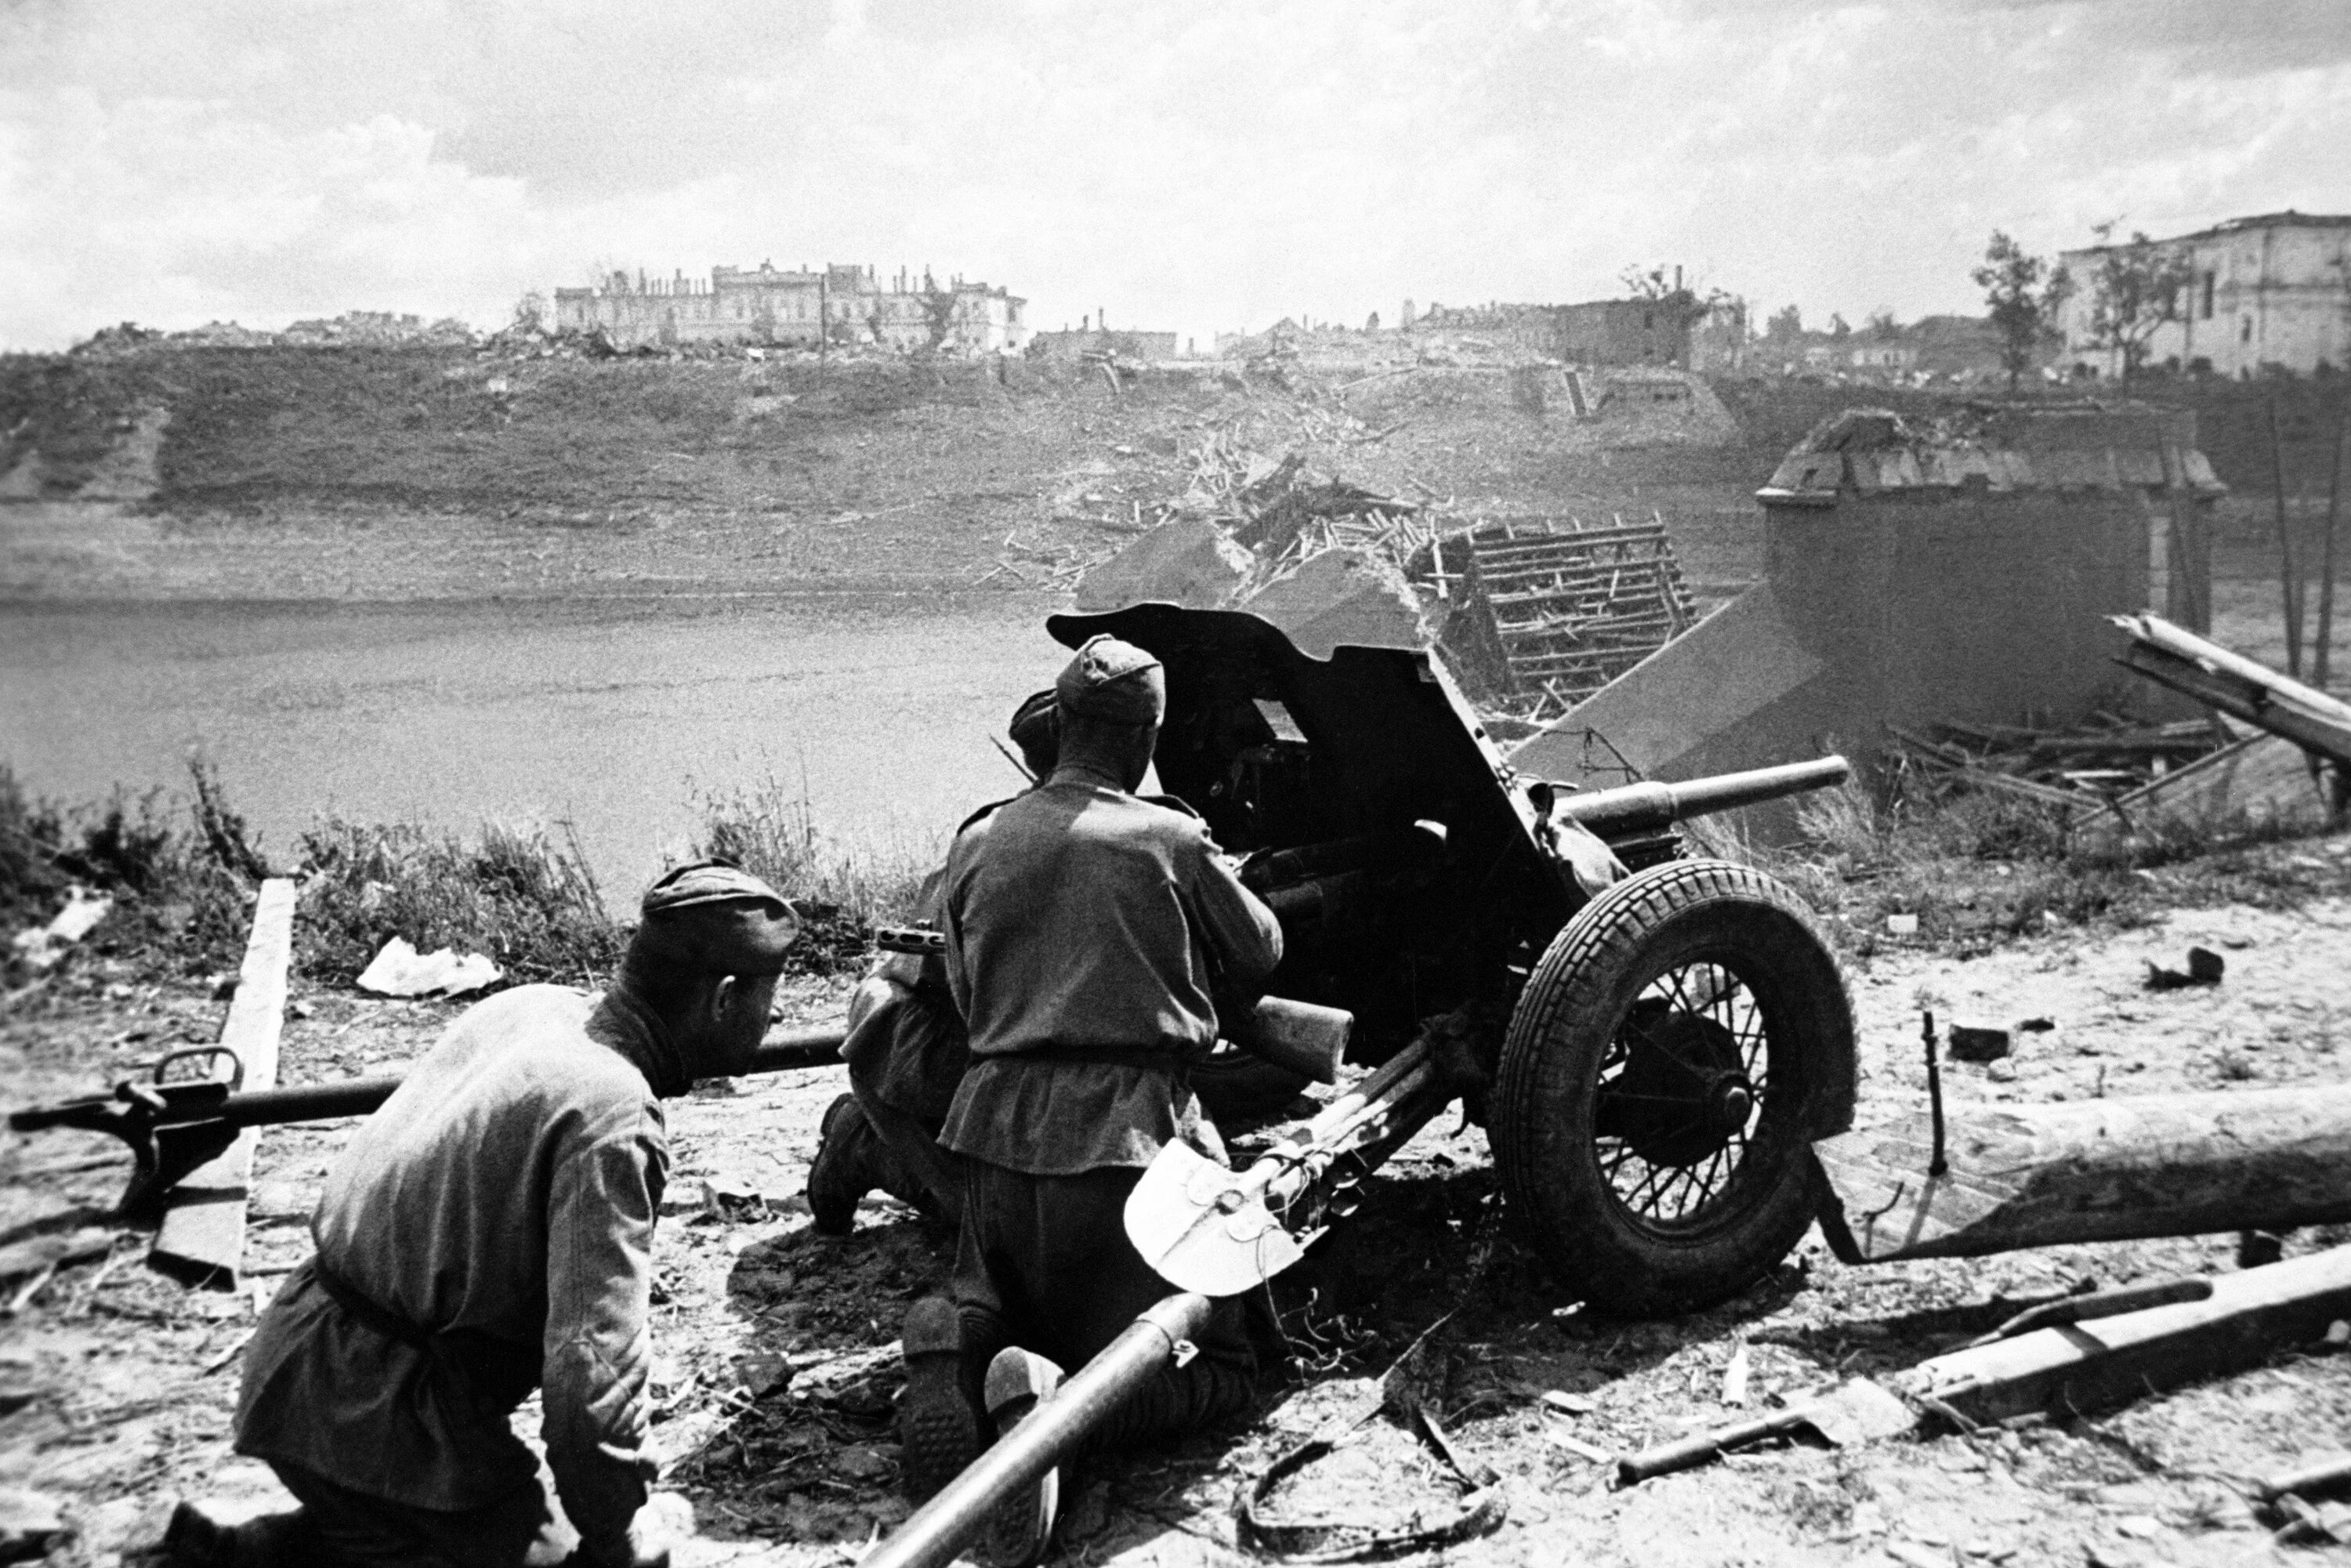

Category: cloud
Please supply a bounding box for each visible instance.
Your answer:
[2,0,2344,349]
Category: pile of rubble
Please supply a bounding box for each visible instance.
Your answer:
[1886,616,2351,837]
[1889,715,2233,811]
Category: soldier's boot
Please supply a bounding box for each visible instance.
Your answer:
[980,1347,1064,1568]
[161,1501,312,1568]
[806,1094,886,1236]
[897,1296,981,1505]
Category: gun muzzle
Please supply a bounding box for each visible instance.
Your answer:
[1552,755,1850,838]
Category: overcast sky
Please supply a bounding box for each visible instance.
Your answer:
[2,0,2345,351]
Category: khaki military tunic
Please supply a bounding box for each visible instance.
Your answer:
[235,985,675,1563]
[937,774,1282,1172]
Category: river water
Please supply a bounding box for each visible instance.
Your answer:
[1,593,1067,900]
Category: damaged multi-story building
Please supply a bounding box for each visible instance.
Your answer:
[1407,292,1748,371]
[2058,211,2351,379]
[552,263,1027,353]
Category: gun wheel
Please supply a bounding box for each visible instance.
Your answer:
[1494,859,1855,1316]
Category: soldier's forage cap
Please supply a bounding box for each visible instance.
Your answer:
[634,860,799,975]
[1008,688,1060,770]
[1055,636,1165,726]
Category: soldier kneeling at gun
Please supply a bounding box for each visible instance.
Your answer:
[805,690,1062,1233]
[806,689,1309,1239]
[896,636,1287,1568]
[166,863,799,1568]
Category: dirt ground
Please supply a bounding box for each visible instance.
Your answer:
[6,827,2351,1568]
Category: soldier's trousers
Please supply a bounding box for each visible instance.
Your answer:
[248,1459,578,1567]
[951,1159,1262,1449]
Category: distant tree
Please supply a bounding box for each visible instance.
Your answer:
[2081,224,2193,383]
[1365,310,1381,332]
[511,291,548,334]
[1764,304,1803,344]
[1828,313,1851,339]
[1620,263,1678,300]
[1864,310,1900,340]
[1972,230,2073,392]
[918,272,959,351]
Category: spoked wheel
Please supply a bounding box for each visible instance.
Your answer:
[1494,859,1856,1316]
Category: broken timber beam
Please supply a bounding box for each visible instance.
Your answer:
[1905,1243,2351,1426]
[2110,612,2351,771]
[150,878,296,1288]
[1814,1084,2351,1264]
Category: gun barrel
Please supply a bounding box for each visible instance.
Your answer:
[1552,755,1850,839]
[748,1025,847,1074]
[861,1294,1215,1568]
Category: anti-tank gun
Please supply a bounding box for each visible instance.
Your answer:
[865,603,1862,1568]
[1058,601,1860,1316]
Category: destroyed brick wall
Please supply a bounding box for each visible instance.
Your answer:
[1511,404,2224,798]
[1552,299,1693,368]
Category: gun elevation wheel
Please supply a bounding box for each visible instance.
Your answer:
[1494,859,1855,1316]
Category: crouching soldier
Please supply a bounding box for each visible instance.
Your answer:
[897,636,1284,1566]
[806,690,1060,1233]
[167,862,799,1568]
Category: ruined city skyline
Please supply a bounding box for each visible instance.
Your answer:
[3,1,2346,352]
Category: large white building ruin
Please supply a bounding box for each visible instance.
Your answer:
[2059,212,2350,379]
[553,263,1027,353]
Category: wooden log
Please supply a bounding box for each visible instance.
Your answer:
[151,878,297,1287]
[1905,1243,2351,1425]
[2111,612,2351,769]
[1814,1084,2351,1263]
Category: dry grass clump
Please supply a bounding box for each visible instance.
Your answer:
[1696,772,2349,958]
[293,817,620,987]
[690,776,938,970]
[1,762,263,982]
[5,759,945,993]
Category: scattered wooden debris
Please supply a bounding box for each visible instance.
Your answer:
[1410,513,1700,719]
[1888,712,2231,813]
[2086,733,2333,836]
[1905,1243,2351,1427]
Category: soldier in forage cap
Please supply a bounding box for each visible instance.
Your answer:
[168,863,799,1568]
[806,689,1062,1234]
[896,635,1284,1566]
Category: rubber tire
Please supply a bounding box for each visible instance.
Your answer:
[1493,858,1855,1317]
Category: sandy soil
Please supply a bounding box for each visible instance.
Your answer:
[6,830,2351,1568]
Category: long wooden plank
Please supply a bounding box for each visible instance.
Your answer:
[151,878,298,1287]
[2112,612,2351,767]
[1815,1085,2351,1263]
[1906,1244,2351,1425]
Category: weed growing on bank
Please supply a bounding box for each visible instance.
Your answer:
[1,762,260,982]
[3,763,936,992]
[690,775,939,969]
[294,818,621,986]
[1691,776,2351,957]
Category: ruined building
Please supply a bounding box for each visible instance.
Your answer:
[552,263,1027,353]
[2059,212,2351,379]
[1410,295,1748,371]
[1513,404,2222,798]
